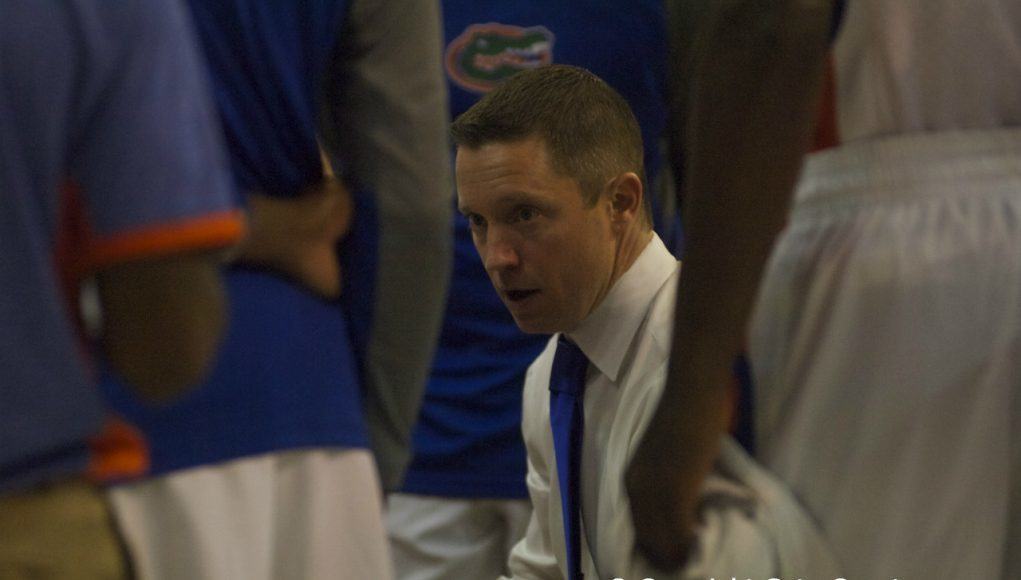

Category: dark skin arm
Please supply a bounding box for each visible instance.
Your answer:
[98,250,228,402]
[100,156,351,401]
[626,0,835,569]
[663,0,711,209]
[233,151,354,300]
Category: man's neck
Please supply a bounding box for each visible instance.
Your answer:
[566,228,654,333]
[609,227,655,288]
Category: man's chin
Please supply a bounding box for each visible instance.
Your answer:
[510,313,559,335]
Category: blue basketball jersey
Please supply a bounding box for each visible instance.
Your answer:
[100,0,373,477]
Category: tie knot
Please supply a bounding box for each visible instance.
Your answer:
[550,336,588,396]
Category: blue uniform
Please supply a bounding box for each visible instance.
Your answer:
[1,0,238,493]
[403,0,670,499]
[100,0,368,476]
[99,1,450,577]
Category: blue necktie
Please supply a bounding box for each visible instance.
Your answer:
[549,336,588,580]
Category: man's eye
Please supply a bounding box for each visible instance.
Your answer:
[516,207,538,222]
[467,214,486,228]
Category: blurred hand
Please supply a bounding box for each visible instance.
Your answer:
[239,177,354,299]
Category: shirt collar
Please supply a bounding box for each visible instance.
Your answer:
[564,234,677,383]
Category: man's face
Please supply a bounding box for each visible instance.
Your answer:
[456,136,618,334]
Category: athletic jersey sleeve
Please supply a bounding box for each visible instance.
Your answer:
[320,0,453,490]
[68,0,242,270]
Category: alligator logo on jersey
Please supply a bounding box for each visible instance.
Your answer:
[445,23,555,94]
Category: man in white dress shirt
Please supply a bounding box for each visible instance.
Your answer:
[452,64,837,580]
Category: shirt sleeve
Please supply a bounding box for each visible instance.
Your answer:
[69,0,242,270]
[503,359,563,580]
[319,0,453,490]
[505,458,563,580]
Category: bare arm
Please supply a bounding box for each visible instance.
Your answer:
[234,174,353,300]
[97,251,228,402]
[76,0,242,405]
[626,0,834,569]
[663,0,711,206]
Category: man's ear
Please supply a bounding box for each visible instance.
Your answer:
[608,172,644,226]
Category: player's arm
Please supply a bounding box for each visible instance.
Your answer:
[97,251,228,401]
[233,160,353,299]
[663,0,712,206]
[319,0,453,490]
[74,0,243,402]
[625,0,835,569]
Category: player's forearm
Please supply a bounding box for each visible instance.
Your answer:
[664,0,833,411]
[629,0,834,568]
[98,252,228,402]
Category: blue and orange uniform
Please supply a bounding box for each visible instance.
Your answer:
[99,1,451,578]
[0,0,239,498]
[1,0,239,575]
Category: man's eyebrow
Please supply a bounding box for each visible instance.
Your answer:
[492,191,546,209]
[458,191,544,217]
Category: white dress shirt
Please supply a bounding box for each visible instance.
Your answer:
[503,235,838,580]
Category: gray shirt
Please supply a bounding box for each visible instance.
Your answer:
[321,0,453,490]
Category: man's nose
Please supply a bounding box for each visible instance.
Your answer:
[483,236,520,272]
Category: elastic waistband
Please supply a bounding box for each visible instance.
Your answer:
[795,128,1021,207]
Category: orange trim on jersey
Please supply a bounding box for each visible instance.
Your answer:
[85,209,245,272]
[811,55,840,152]
[85,417,150,482]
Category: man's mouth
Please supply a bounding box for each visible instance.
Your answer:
[504,289,540,302]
